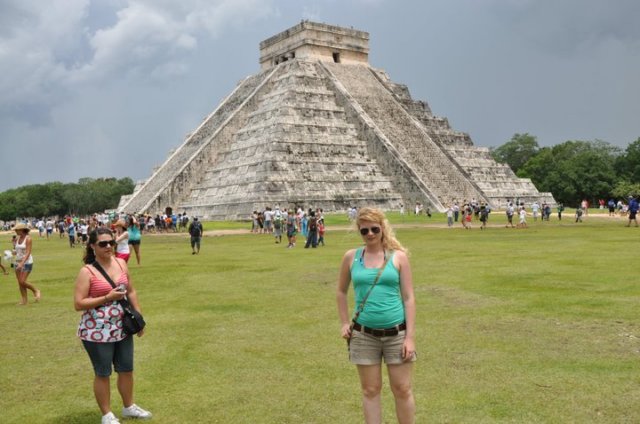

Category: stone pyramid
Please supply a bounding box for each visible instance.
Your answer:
[118,21,554,219]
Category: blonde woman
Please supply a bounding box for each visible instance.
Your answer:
[336,207,416,424]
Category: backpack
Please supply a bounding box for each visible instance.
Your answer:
[309,217,317,231]
[190,222,202,236]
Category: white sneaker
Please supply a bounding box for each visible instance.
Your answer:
[101,412,120,424]
[121,404,152,419]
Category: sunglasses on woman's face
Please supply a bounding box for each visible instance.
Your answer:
[97,240,116,248]
[359,226,381,236]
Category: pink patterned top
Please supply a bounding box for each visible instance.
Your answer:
[77,263,130,343]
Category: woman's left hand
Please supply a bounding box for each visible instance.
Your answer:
[136,328,145,337]
[402,337,416,361]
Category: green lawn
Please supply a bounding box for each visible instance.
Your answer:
[1,214,638,423]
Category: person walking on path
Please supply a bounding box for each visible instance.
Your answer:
[188,217,203,254]
[74,227,151,424]
[626,196,639,227]
[13,223,41,305]
[336,207,416,424]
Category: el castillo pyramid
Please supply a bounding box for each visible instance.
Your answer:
[118,21,554,219]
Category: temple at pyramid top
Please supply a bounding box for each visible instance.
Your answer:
[259,20,370,69]
[118,21,554,219]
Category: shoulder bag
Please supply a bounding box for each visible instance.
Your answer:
[92,261,146,335]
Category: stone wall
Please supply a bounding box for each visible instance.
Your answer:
[117,68,276,215]
[323,62,489,210]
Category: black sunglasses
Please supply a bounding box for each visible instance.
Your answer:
[97,240,116,248]
[359,226,381,236]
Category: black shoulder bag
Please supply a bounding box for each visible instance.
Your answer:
[92,261,146,335]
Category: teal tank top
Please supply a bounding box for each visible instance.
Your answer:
[350,247,405,329]
[128,225,141,241]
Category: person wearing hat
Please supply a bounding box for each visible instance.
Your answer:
[13,223,41,304]
[114,220,131,262]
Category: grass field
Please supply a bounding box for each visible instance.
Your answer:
[1,212,639,423]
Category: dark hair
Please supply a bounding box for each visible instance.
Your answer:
[83,227,114,264]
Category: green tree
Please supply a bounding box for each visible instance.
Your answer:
[518,140,620,206]
[491,133,540,173]
[614,137,640,182]
[612,181,640,199]
[0,178,134,220]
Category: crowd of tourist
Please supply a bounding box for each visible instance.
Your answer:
[250,206,326,248]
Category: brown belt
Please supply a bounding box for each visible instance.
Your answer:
[352,322,406,337]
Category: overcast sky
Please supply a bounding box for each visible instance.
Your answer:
[1,0,639,191]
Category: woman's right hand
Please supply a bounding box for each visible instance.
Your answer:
[341,322,352,340]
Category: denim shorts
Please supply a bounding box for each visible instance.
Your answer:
[82,336,134,377]
[20,263,33,273]
[349,330,416,365]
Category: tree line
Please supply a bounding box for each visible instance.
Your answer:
[491,134,640,207]
[0,177,134,221]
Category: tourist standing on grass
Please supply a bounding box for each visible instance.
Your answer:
[13,223,41,305]
[479,204,489,230]
[557,203,564,220]
[336,207,416,424]
[518,207,528,228]
[317,219,326,246]
[460,208,468,229]
[68,221,77,248]
[581,199,589,216]
[74,227,151,424]
[273,207,284,244]
[532,202,540,221]
[304,211,319,248]
[286,212,297,248]
[575,206,584,223]
[506,203,515,228]
[45,218,54,239]
[188,217,203,254]
[446,205,453,227]
[114,220,130,263]
[626,196,638,227]
[127,216,142,265]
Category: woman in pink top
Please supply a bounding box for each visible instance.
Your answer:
[114,220,130,263]
[74,227,151,424]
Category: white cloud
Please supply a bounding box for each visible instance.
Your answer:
[0,0,277,123]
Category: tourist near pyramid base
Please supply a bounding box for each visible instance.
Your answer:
[117,21,554,220]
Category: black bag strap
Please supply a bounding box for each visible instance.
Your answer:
[92,261,130,306]
[351,249,389,324]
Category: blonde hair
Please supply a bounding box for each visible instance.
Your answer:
[355,207,407,253]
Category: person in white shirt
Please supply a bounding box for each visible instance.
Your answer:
[532,202,540,221]
[518,207,528,228]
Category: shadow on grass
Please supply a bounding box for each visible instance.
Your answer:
[47,409,99,424]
